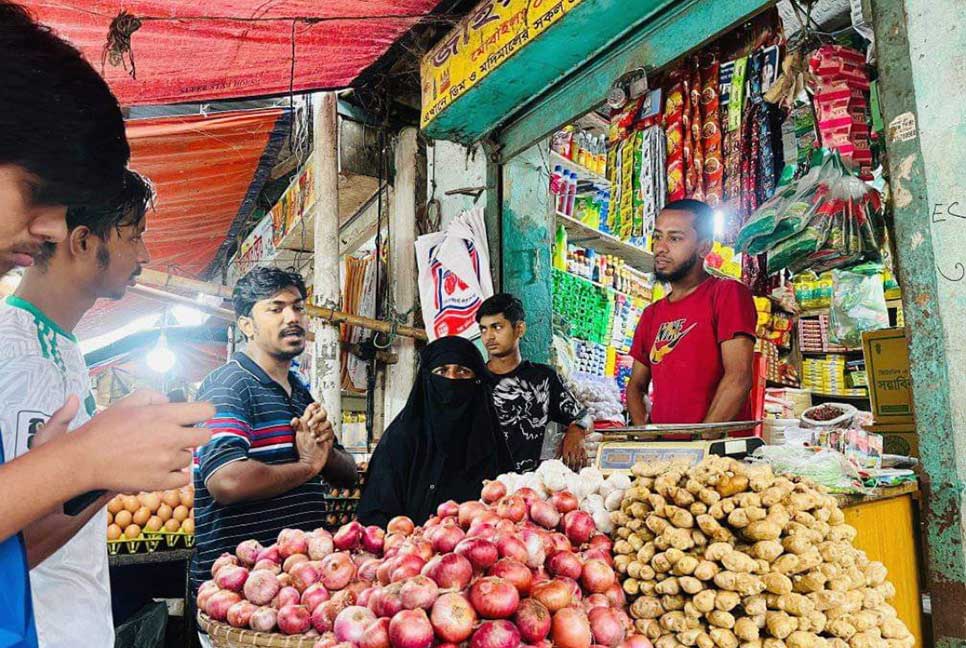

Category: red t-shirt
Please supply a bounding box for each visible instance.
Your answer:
[629,276,757,425]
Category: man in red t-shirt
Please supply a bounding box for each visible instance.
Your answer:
[627,200,757,429]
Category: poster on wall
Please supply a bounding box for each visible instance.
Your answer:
[416,208,494,341]
[420,0,585,128]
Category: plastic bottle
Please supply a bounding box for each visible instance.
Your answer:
[556,171,570,214]
[549,164,563,196]
[553,224,568,271]
[565,172,578,216]
[599,190,610,233]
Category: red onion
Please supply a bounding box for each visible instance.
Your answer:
[333,522,364,552]
[387,516,415,537]
[430,592,477,643]
[249,606,278,632]
[253,559,282,574]
[531,580,573,613]
[458,501,488,529]
[603,583,625,608]
[399,575,439,611]
[211,553,239,578]
[244,569,281,606]
[581,548,613,568]
[321,552,357,590]
[468,577,520,619]
[588,607,625,647]
[277,573,293,588]
[431,525,466,554]
[468,522,499,542]
[437,500,460,518]
[357,558,381,582]
[488,558,533,596]
[514,488,540,508]
[291,561,323,593]
[471,620,521,648]
[227,600,257,628]
[583,594,609,611]
[496,496,527,523]
[312,599,344,634]
[255,544,281,565]
[391,554,427,583]
[236,540,263,566]
[357,587,375,608]
[552,608,592,648]
[276,586,301,609]
[548,551,584,580]
[284,554,310,573]
[581,560,616,594]
[206,590,242,622]
[196,581,220,611]
[388,609,434,648]
[308,533,336,561]
[618,636,654,648]
[384,533,407,554]
[278,604,312,635]
[370,583,404,619]
[455,538,499,571]
[313,632,339,648]
[550,492,579,515]
[359,617,391,648]
[302,583,331,614]
[278,529,310,559]
[529,500,561,530]
[361,526,386,554]
[496,536,529,564]
[481,480,507,504]
[334,605,377,644]
[562,511,595,546]
[215,565,249,593]
[514,599,552,644]
[422,553,473,590]
[588,534,612,553]
[549,533,573,554]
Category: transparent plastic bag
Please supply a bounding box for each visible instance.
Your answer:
[830,263,888,348]
[750,445,867,493]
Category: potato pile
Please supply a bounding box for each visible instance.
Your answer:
[610,457,913,648]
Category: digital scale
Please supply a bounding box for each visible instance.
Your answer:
[593,421,765,474]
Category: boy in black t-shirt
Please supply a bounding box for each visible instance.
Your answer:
[476,294,591,473]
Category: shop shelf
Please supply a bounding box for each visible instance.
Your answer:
[562,271,648,303]
[555,212,654,273]
[806,389,870,400]
[798,299,902,318]
[550,150,610,187]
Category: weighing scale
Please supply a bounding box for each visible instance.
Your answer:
[593,421,765,474]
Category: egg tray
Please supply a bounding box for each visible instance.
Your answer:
[107,530,195,555]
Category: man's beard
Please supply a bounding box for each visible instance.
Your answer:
[654,253,701,282]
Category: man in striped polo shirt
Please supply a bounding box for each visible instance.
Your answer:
[190,267,358,606]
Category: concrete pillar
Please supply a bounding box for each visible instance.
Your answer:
[311,92,343,438]
[384,127,419,424]
[871,0,966,643]
[501,141,553,363]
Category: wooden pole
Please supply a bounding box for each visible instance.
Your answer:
[312,92,343,437]
[136,268,427,341]
[384,127,420,424]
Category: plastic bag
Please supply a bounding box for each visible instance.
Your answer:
[750,445,867,493]
[113,601,168,648]
[801,402,858,428]
[830,263,888,347]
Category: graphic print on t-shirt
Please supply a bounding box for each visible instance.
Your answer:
[493,376,552,441]
[649,318,698,365]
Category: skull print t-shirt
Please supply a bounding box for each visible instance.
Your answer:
[490,362,587,473]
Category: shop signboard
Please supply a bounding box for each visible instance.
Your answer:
[271,153,318,247]
[227,213,276,284]
[420,0,586,130]
[862,327,915,426]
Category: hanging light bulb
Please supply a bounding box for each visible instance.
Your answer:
[146,331,176,373]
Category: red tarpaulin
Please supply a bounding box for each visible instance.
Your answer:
[29,1,440,106]
[76,107,287,339]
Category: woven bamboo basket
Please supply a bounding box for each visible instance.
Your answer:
[197,613,320,648]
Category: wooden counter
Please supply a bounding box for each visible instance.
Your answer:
[838,482,923,646]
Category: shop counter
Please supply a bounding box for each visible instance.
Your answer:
[836,482,923,646]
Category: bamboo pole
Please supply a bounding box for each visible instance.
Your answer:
[136,268,428,342]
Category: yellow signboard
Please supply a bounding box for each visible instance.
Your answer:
[271,153,317,247]
[420,0,584,129]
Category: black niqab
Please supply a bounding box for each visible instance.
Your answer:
[356,337,513,527]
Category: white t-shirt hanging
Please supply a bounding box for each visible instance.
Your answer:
[0,296,114,648]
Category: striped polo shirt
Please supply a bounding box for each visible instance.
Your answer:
[189,352,340,592]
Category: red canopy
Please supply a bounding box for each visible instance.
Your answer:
[76,107,287,339]
[30,1,439,105]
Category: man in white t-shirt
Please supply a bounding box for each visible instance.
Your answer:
[0,169,152,648]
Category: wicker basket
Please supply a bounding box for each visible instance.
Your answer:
[197,613,319,648]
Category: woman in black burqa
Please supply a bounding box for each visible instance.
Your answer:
[356,336,514,526]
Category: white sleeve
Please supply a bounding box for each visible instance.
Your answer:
[0,355,69,462]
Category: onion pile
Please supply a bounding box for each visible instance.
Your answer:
[198,490,654,648]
